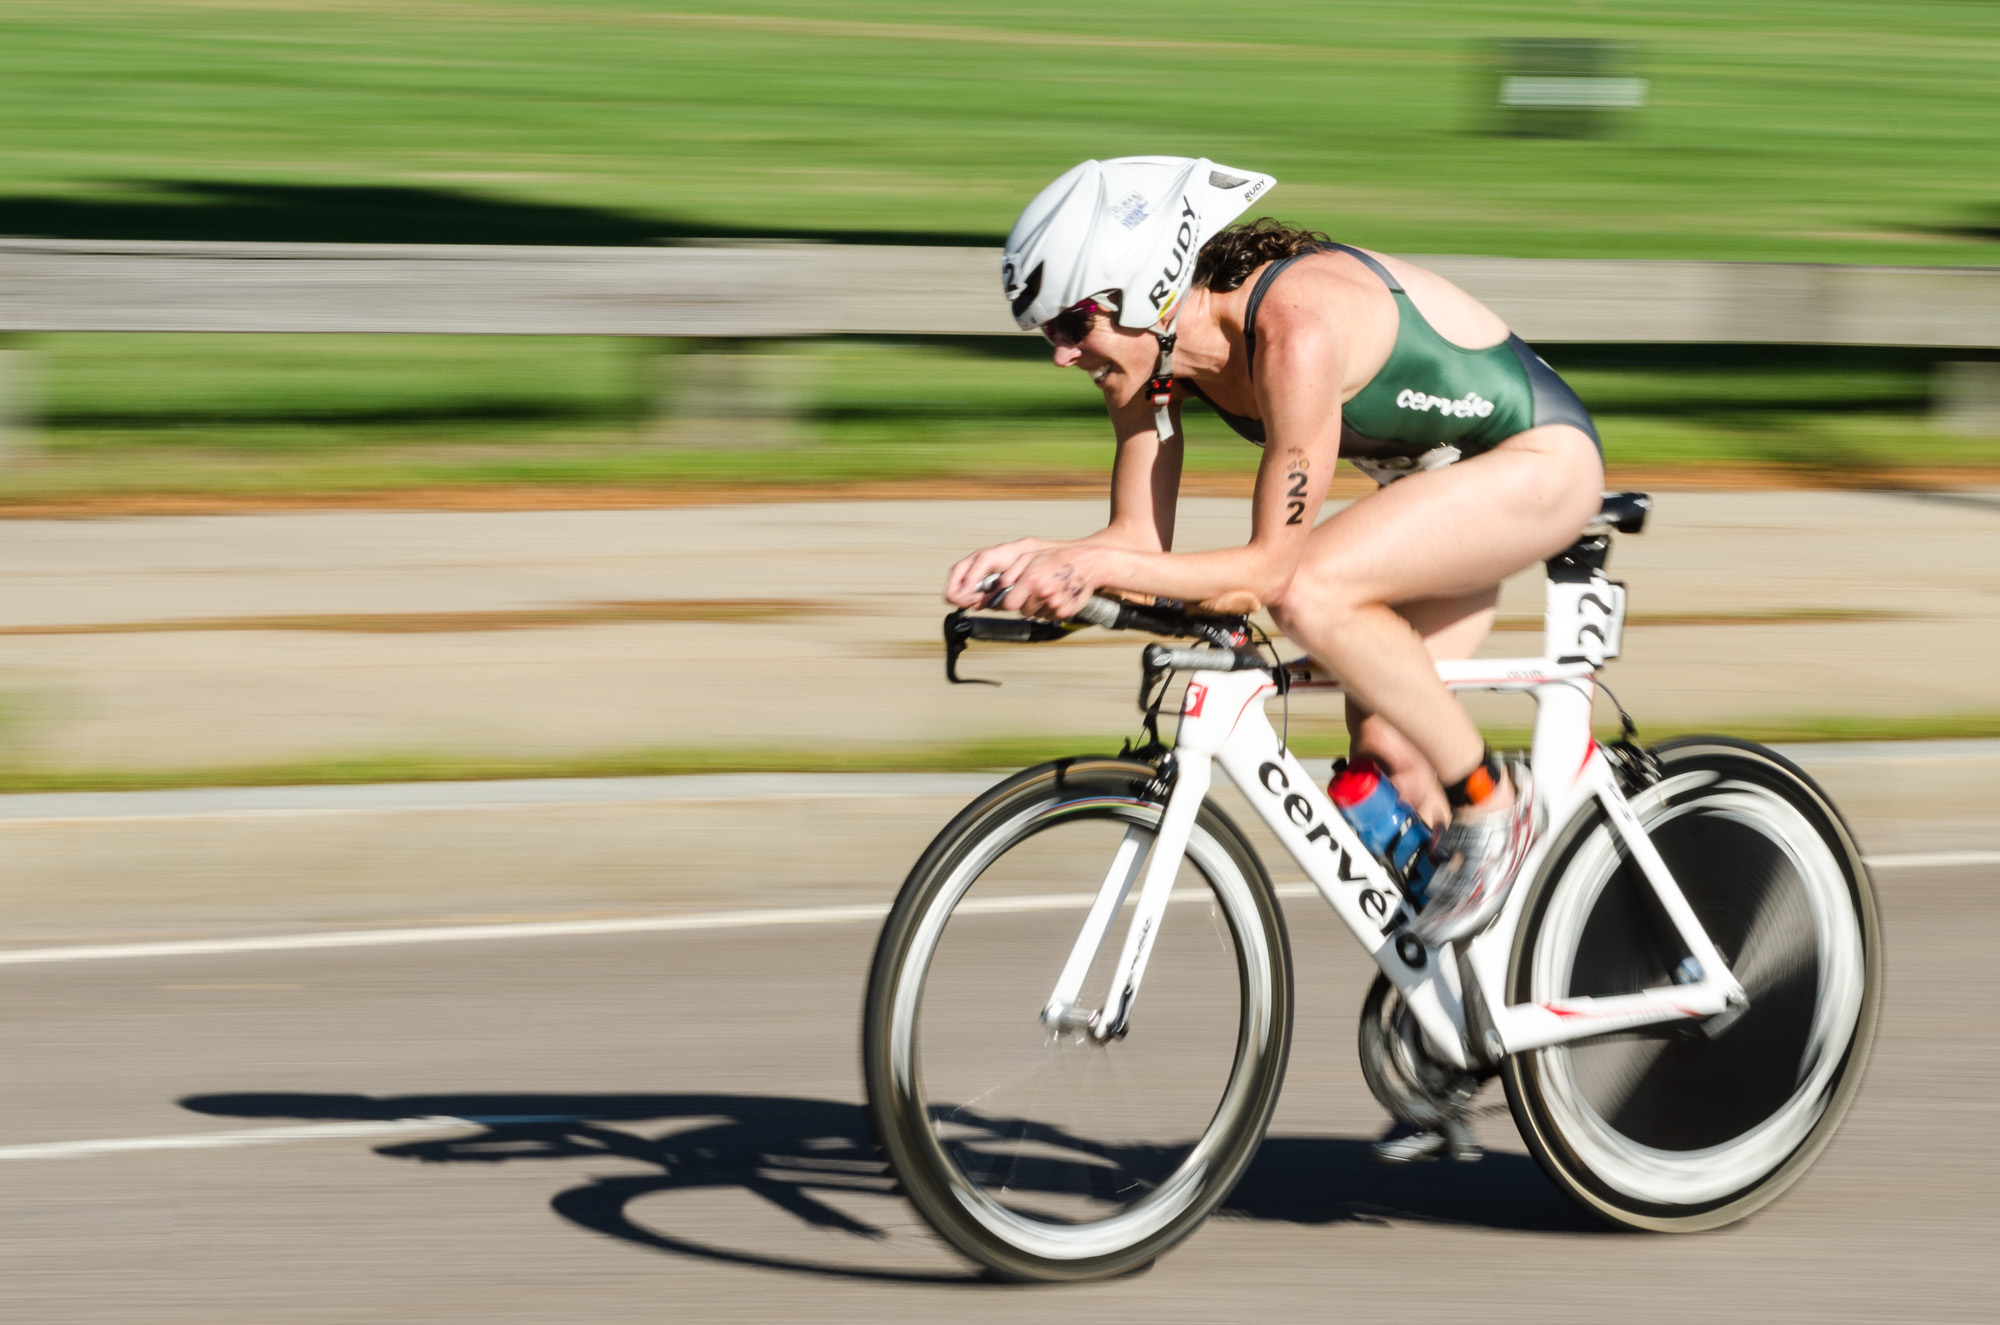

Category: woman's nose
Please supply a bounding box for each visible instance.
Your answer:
[1052,344,1082,367]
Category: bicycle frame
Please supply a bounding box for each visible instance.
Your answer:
[1043,653,1748,1072]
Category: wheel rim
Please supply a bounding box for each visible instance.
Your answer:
[1528,769,1867,1206]
[888,796,1280,1261]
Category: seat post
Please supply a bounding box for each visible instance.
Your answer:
[1543,532,1627,668]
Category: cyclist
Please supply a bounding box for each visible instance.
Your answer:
[947,156,1605,965]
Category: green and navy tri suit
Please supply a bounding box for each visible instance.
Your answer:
[1182,243,1600,484]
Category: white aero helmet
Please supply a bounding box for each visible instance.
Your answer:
[1002,156,1277,333]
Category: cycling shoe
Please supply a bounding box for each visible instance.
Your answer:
[1413,758,1536,946]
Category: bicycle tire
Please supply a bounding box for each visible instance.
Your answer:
[862,757,1293,1282]
[1502,737,1883,1231]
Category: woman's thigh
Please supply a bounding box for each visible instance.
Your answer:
[1292,424,1603,611]
[1345,587,1498,725]
[1401,589,1499,661]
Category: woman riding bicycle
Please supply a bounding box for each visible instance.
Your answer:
[946,156,1605,944]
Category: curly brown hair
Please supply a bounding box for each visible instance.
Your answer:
[1191,217,1333,293]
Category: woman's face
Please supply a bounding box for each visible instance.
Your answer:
[1050,314,1156,406]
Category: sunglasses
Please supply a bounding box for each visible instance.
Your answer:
[1038,298,1112,349]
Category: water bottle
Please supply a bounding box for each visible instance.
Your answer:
[1329,757,1438,907]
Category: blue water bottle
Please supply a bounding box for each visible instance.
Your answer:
[1329,757,1438,907]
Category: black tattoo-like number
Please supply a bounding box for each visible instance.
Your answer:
[1285,470,1307,525]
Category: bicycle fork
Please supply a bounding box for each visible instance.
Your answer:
[1041,756,1213,1041]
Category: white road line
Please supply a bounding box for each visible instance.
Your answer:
[0,887,1281,968]
[0,854,1981,969]
[0,741,1994,825]
[0,1117,471,1161]
[1859,849,2000,869]
[0,773,1003,826]
[0,904,897,966]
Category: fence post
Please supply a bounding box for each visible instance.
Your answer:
[654,339,815,448]
[0,346,33,464]
[1936,360,2000,436]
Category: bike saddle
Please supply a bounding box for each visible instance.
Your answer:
[1593,491,1652,535]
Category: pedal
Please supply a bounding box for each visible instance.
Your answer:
[1371,1126,1450,1166]
[1370,1119,1482,1166]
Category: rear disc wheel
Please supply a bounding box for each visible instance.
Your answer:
[1503,738,1882,1230]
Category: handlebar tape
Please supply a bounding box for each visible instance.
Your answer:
[949,614,1075,645]
[1070,594,1189,638]
[1143,644,1268,673]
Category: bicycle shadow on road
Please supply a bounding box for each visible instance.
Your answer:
[1230,1132,1603,1234]
[180,1090,1604,1283]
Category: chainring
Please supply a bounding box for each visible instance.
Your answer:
[1357,973,1483,1129]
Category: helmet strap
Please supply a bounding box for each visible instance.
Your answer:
[1145,330,1178,442]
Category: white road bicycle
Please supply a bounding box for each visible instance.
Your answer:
[861,493,1881,1282]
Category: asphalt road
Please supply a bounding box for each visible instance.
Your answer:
[1,838,1993,1321]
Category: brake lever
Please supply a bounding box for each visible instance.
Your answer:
[975,571,1009,611]
[943,606,1078,684]
[943,610,997,686]
[945,574,1007,685]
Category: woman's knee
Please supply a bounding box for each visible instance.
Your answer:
[1269,571,1368,640]
[1273,526,1393,630]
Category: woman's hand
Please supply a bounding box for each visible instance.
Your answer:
[945,539,1122,620]
[944,538,1050,607]
[1002,544,1119,621]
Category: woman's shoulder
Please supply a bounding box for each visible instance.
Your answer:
[1260,246,1509,352]
[1243,246,1391,331]
[1250,243,1393,301]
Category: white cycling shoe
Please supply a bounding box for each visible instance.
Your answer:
[1412,759,1537,947]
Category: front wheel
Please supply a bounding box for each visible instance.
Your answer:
[862,758,1293,1282]
[1503,737,1883,1231]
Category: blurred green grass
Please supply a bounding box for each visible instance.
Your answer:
[7,711,2000,793]
[0,1,1996,264]
[2,2,1997,499]
[38,335,644,431]
[3,333,1996,503]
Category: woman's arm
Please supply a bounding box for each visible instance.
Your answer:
[1099,399,1186,555]
[943,395,1183,606]
[1004,310,1347,618]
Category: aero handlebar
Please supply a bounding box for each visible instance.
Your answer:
[943,590,1258,685]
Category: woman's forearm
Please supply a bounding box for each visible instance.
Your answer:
[1095,542,1296,609]
[1075,519,1172,556]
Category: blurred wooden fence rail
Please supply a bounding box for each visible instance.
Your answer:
[2,238,1998,346]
